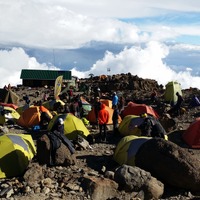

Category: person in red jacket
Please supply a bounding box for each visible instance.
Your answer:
[98,103,109,142]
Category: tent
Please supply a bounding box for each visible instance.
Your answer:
[42,99,65,111]
[80,97,92,116]
[0,102,18,110]
[164,81,182,104]
[100,99,112,108]
[87,104,122,124]
[17,106,52,128]
[182,118,200,148]
[0,106,20,125]
[113,135,151,166]
[0,133,36,178]
[0,88,19,105]
[118,115,145,136]
[47,113,90,140]
[121,102,159,119]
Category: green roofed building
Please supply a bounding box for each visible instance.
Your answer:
[20,69,72,87]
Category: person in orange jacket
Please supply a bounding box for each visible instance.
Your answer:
[98,103,109,142]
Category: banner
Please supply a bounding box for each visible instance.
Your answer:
[54,75,63,99]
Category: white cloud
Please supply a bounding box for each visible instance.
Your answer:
[71,41,200,89]
[0,48,57,87]
[0,44,199,89]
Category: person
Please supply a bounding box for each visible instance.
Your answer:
[112,92,119,109]
[98,103,109,142]
[138,114,166,139]
[48,117,75,165]
[53,117,64,135]
[150,89,158,103]
[189,95,200,108]
[118,96,125,113]
[112,104,119,134]
[93,97,102,127]
[172,92,184,116]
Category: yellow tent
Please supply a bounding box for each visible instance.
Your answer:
[0,133,36,178]
[113,135,151,166]
[47,113,90,140]
[42,99,65,111]
[118,115,144,136]
[164,81,182,104]
[0,106,20,125]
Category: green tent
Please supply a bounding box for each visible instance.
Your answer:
[164,81,182,104]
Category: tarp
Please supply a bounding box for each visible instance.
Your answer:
[164,81,182,104]
[0,88,19,105]
[182,118,200,148]
[87,104,122,124]
[118,115,145,136]
[0,133,36,178]
[0,106,20,125]
[47,113,90,140]
[113,135,151,166]
[17,106,52,128]
[121,102,159,119]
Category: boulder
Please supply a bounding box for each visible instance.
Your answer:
[114,164,164,200]
[135,138,200,191]
[37,134,76,166]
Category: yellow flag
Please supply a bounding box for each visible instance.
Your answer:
[54,75,63,99]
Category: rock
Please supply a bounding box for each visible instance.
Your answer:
[81,176,119,200]
[55,142,76,166]
[114,164,164,199]
[37,134,76,166]
[36,134,51,165]
[23,162,44,188]
[135,138,200,191]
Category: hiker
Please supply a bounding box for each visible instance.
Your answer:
[98,103,109,142]
[48,118,75,165]
[150,89,158,103]
[112,104,119,134]
[40,111,51,130]
[189,95,200,108]
[171,92,184,116]
[138,114,166,139]
[93,96,102,126]
[52,118,65,135]
[112,92,119,109]
[118,96,125,113]
[23,94,30,105]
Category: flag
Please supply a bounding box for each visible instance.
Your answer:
[54,75,63,99]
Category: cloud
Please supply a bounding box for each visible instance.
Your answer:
[68,41,200,89]
[0,44,199,89]
[0,48,57,87]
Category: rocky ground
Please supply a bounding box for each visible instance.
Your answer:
[1,74,200,200]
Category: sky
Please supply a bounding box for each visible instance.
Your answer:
[0,0,200,89]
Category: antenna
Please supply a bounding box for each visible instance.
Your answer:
[53,49,55,66]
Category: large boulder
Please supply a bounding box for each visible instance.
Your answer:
[114,164,164,200]
[37,134,76,166]
[135,138,200,191]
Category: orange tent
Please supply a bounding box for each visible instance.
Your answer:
[100,99,112,108]
[182,118,200,148]
[17,106,52,128]
[87,105,121,125]
[121,102,159,119]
